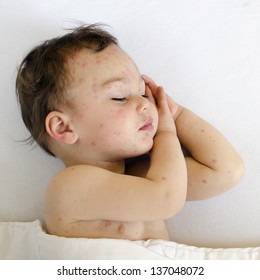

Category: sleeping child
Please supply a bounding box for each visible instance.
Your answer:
[16,24,244,240]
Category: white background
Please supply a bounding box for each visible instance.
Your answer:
[0,0,260,248]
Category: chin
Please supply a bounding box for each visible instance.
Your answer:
[113,140,154,160]
[131,143,153,158]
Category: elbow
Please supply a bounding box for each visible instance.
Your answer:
[163,187,187,219]
[186,155,245,201]
[226,155,245,188]
[216,155,245,195]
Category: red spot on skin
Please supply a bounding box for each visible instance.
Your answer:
[202,179,207,184]
[212,159,217,164]
[200,129,205,133]
[91,141,96,146]
[79,77,85,84]
[113,131,121,136]
[81,62,87,67]
[99,123,104,128]
[118,223,125,234]
[96,56,102,64]
[161,176,167,181]
[104,220,112,227]
[92,83,97,92]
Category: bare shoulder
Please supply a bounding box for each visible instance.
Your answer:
[45,166,97,207]
[46,165,104,191]
[44,165,108,222]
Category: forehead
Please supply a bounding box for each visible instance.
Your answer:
[67,44,140,86]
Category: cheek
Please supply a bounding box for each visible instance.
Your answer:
[107,108,128,120]
[96,113,131,144]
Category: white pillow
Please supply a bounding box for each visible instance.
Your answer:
[1,220,259,260]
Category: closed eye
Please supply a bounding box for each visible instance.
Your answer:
[112,95,148,102]
[111,97,127,102]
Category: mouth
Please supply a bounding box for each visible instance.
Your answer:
[139,118,154,131]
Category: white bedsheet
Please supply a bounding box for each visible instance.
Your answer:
[0,220,259,260]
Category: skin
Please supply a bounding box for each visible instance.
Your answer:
[44,44,244,240]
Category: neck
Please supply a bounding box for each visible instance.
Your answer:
[64,158,125,174]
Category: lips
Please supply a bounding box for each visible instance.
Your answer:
[139,118,154,131]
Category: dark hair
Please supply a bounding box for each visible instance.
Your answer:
[16,24,118,156]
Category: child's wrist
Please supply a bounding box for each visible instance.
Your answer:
[154,130,177,140]
[173,105,183,121]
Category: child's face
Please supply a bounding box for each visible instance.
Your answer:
[65,44,158,161]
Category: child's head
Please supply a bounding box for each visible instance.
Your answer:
[16,24,118,156]
[16,24,158,165]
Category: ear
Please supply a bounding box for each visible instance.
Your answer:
[45,111,78,144]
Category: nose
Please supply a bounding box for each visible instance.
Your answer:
[136,95,150,113]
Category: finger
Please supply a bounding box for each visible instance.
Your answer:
[142,75,158,98]
[142,75,157,88]
[156,86,168,110]
[142,74,155,83]
[145,84,156,105]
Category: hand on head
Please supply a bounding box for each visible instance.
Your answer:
[143,75,177,134]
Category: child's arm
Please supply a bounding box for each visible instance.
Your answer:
[146,86,187,207]
[175,107,244,200]
[45,86,187,229]
[143,76,244,201]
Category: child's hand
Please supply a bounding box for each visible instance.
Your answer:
[143,75,181,120]
[143,75,176,134]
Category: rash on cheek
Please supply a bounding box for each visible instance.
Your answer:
[108,108,127,119]
[113,130,121,136]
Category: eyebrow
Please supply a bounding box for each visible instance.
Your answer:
[101,75,144,87]
[101,76,125,87]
